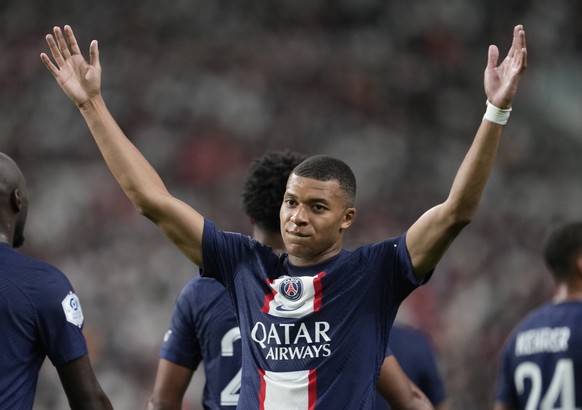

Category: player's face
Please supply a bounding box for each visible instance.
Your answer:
[280,173,355,266]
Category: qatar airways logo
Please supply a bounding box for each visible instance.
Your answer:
[251,321,332,361]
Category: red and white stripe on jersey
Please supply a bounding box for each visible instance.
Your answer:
[261,273,326,319]
[259,368,317,410]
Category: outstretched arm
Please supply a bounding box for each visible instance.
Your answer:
[406,25,527,278]
[40,25,205,266]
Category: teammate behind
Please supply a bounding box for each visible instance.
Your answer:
[0,152,112,409]
[494,222,582,409]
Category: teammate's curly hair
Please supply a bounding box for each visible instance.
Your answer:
[242,151,306,234]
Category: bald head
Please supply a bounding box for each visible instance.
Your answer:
[0,152,29,247]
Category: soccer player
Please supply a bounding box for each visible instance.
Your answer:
[493,222,582,409]
[41,24,527,409]
[146,150,433,410]
[0,152,113,409]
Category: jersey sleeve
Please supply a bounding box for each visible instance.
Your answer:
[33,267,88,366]
[399,232,433,286]
[160,279,203,370]
[369,233,431,305]
[201,219,237,286]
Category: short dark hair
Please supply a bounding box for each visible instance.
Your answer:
[242,150,306,234]
[292,155,356,207]
[543,222,582,282]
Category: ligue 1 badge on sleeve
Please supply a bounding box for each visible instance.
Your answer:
[61,291,84,328]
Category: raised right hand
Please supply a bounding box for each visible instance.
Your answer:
[483,24,527,109]
[40,25,101,107]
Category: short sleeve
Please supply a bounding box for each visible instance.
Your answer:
[33,268,88,366]
[160,279,203,370]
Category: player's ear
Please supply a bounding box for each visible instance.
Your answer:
[9,188,23,213]
[340,208,356,232]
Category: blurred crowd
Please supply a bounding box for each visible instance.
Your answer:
[1,0,582,408]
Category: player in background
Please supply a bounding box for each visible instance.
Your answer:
[41,24,526,409]
[493,221,582,409]
[0,152,113,409]
[376,324,447,409]
[146,150,433,410]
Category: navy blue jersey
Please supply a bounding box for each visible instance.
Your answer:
[495,301,582,409]
[375,324,446,409]
[0,243,87,409]
[201,219,429,409]
[161,276,241,409]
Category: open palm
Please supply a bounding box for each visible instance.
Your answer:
[40,26,101,107]
[484,25,527,109]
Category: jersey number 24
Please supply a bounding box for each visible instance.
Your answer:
[515,359,580,410]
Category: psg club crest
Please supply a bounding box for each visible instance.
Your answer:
[279,277,303,301]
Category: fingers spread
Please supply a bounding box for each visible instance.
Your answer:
[64,25,82,56]
[53,26,72,60]
[44,33,65,68]
[39,52,59,77]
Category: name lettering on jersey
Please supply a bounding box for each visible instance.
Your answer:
[251,321,332,360]
[515,326,570,356]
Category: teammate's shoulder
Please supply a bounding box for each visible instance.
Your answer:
[520,302,558,321]
[0,246,67,281]
[0,248,76,311]
[181,275,226,295]
[520,300,582,326]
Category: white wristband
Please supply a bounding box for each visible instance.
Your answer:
[483,100,511,125]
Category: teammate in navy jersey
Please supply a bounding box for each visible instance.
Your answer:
[376,324,447,410]
[146,150,433,410]
[494,222,582,410]
[41,24,527,409]
[0,152,112,409]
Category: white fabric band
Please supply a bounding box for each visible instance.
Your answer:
[483,100,512,125]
